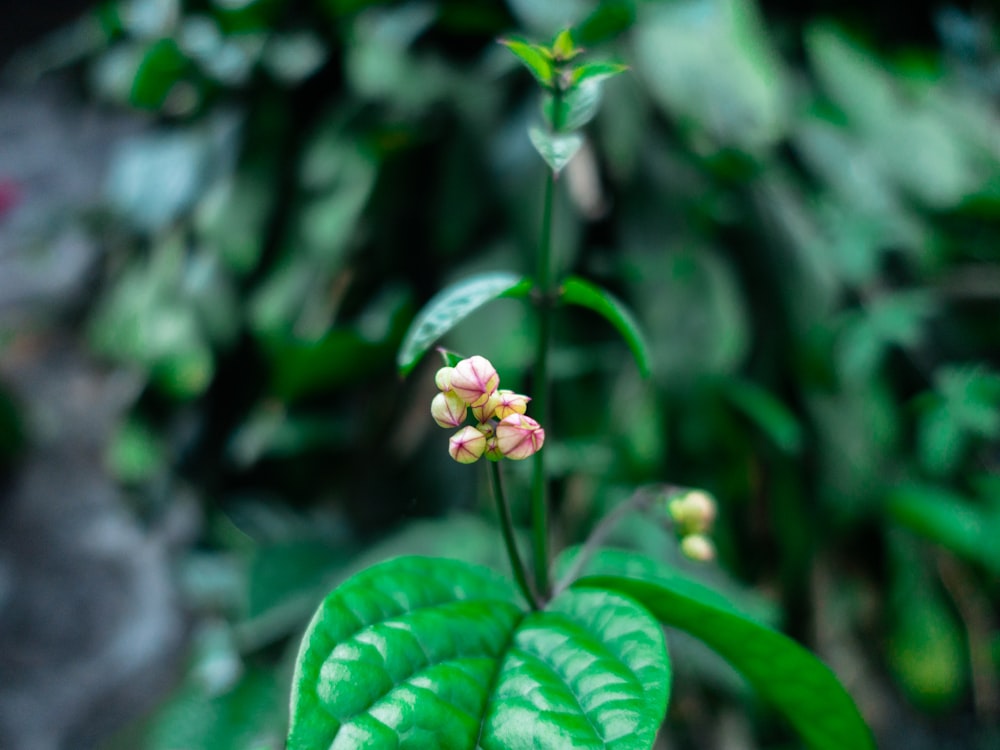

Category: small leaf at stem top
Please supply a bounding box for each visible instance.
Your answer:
[551,29,579,61]
[499,37,555,87]
[571,61,629,87]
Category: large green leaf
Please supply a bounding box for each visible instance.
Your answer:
[288,556,670,749]
[397,272,532,375]
[560,276,652,377]
[562,548,874,750]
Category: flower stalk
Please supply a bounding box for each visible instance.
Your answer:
[489,460,539,610]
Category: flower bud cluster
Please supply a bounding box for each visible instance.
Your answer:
[431,355,544,464]
[667,490,718,562]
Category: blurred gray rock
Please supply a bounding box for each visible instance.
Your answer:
[0,77,140,315]
[0,76,186,750]
[0,338,188,750]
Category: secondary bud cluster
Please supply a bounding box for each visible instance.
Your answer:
[667,489,718,562]
[432,355,545,464]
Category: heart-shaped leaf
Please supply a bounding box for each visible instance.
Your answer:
[397,272,532,376]
[561,548,875,750]
[288,556,670,749]
[529,127,584,175]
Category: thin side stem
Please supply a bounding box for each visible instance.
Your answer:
[489,461,539,610]
[531,168,556,600]
[550,486,668,598]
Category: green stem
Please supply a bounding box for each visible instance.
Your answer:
[488,461,539,609]
[531,167,556,600]
[550,485,673,598]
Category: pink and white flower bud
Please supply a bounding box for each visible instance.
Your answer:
[471,390,503,423]
[434,366,455,392]
[680,534,716,562]
[449,356,500,407]
[431,391,467,428]
[495,413,545,460]
[448,425,487,464]
[494,390,530,420]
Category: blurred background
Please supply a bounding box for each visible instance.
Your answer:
[1,1,999,748]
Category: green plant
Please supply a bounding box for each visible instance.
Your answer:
[285,29,873,750]
[23,0,993,746]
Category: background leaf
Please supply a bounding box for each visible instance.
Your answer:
[888,483,1000,574]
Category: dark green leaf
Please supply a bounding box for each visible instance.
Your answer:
[886,539,966,710]
[573,0,637,47]
[263,328,390,401]
[563,548,875,750]
[499,37,554,87]
[143,667,283,750]
[130,38,192,111]
[397,272,532,375]
[528,127,584,174]
[288,556,670,749]
[888,483,1000,574]
[935,365,1000,438]
[560,276,652,377]
[720,376,803,454]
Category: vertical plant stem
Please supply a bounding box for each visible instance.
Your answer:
[489,461,539,610]
[531,168,556,600]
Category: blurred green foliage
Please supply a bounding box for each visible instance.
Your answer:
[29,0,999,746]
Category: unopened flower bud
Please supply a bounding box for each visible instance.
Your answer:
[471,390,503,423]
[431,390,467,428]
[448,425,487,464]
[435,366,456,392]
[495,413,545,460]
[450,355,500,407]
[484,435,503,461]
[494,390,530,419]
[680,534,715,562]
[668,490,718,535]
